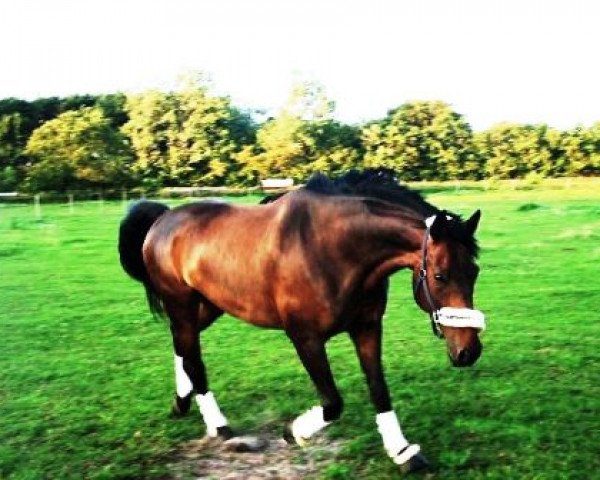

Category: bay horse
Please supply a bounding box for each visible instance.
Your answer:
[118,169,485,473]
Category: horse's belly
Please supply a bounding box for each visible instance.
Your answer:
[208,289,283,329]
[185,264,284,329]
[230,308,283,329]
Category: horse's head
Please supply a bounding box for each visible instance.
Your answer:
[412,210,484,368]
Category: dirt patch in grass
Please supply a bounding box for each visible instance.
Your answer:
[167,433,344,480]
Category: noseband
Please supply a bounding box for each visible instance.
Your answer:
[413,215,486,339]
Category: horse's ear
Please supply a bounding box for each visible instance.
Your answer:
[464,210,481,236]
[429,214,449,241]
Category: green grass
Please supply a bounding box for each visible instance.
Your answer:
[1,184,599,479]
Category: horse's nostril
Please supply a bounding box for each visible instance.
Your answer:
[453,341,482,367]
[457,348,471,365]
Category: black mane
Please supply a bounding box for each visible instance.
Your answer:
[304,168,439,218]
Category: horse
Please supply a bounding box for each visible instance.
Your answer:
[118,169,485,473]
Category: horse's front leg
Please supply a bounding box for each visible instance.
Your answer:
[349,322,429,474]
[285,334,343,446]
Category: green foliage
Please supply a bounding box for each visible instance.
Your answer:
[24,107,133,192]
[0,113,27,188]
[96,93,129,128]
[236,81,362,184]
[122,75,256,187]
[0,95,130,191]
[0,98,41,138]
[559,123,600,176]
[235,113,306,182]
[285,81,336,121]
[475,123,600,179]
[303,120,363,177]
[1,82,600,191]
[362,101,481,180]
[0,112,26,162]
[475,123,561,179]
[0,165,18,191]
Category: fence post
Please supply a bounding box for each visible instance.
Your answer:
[34,194,41,219]
[68,194,74,214]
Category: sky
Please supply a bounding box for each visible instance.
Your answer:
[2,0,599,130]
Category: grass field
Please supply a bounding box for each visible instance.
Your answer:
[1,181,599,479]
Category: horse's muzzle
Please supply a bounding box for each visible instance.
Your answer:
[449,337,482,367]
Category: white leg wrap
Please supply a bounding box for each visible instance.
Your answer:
[291,406,331,445]
[174,355,193,398]
[393,444,422,465]
[376,411,420,463]
[196,391,228,437]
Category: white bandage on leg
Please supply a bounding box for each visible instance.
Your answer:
[174,355,193,398]
[376,411,420,464]
[291,406,331,445]
[393,444,421,466]
[195,391,228,437]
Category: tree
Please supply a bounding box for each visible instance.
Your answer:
[121,90,178,188]
[0,95,113,190]
[24,107,133,191]
[475,123,563,179]
[235,112,307,182]
[300,120,363,177]
[59,94,97,113]
[559,124,600,176]
[362,101,480,180]
[285,81,335,121]
[122,75,256,187]
[0,99,40,137]
[96,93,129,128]
[0,112,26,190]
[235,81,362,184]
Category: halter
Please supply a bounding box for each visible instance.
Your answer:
[414,215,486,339]
[414,217,444,338]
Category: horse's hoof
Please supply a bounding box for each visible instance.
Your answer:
[282,422,308,447]
[398,452,430,475]
[223,435,269,452]
[216,425,236,440]
[171,393,192,417]
[282,422,295,444]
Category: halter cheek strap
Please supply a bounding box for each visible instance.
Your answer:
[414,215,486,338]
[413,216,441,337]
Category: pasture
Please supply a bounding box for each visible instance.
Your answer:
[1,182,599,479]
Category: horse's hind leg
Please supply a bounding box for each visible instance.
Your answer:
[284,334,343,446]
[166,299,233,439]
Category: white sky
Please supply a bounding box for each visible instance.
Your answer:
[2,0,599,130]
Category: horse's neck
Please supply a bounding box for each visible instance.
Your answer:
[349,208,425,290]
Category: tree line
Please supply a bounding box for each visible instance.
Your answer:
[1,76,599,193]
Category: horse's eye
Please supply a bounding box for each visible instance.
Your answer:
[434,273,448,283]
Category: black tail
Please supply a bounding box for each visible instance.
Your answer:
[118,200,170,318]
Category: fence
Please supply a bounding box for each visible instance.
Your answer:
[0,184,300,219]
[1,176,598,219]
